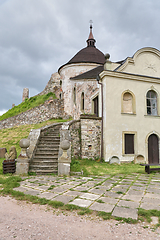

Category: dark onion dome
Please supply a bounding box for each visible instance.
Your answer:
[58,24,105,72]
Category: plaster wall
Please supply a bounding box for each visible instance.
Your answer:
[59,63,100,119]
[119,48,160,78]
[102,74,160,163]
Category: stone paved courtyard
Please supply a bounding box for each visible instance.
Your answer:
[13,173,160,220]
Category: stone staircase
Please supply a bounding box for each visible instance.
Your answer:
[29,124,62,174]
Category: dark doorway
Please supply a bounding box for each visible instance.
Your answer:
[148,134,159,164]
[93,96,98,117]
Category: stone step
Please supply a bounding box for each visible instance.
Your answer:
[34,154,58,161]
[33,156,58,160]
[39,141,60,144]
[37,144,59,148]
[39,137,60,141]
[35,149,59,154]
[41,131,60,135]
[41,137,60,140]
[30,124,61,174]
[30,165,58,171]
[29,169,58,175]
[31,161,58,166]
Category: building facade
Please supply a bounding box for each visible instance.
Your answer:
[99,47,160,164]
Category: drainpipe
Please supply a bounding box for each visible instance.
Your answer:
[97,76,103,161]
[97,53,111,162]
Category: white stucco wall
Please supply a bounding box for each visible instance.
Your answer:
[100,48,160,163]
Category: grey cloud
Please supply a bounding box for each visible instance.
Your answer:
[0,0,160,113]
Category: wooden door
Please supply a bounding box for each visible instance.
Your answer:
[148,134,159,164]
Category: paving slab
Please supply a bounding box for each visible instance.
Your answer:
[112,206,138,220]
[34,185,50,191]
[122,194,143,202]
[130,186,146,191]
[89,188,105,195]
[111,187,127,193]
[104,191,123,199]
[53,195,74,204]
[13,186,31,193]
[127,189,144,196]
[23,189,41,196]
[74,186,90,191]
[51,187,67,193]
[89,202,115,213]
[63,190,82,197]
[80,193,100,200]
[144,193,160,199]
[38,192,58,200]
[70,198,93,208]
[141,197,160,205]
[146,188,160,194]
[98,197,119,205]
[140,202,160,211]
[117,200,139,209]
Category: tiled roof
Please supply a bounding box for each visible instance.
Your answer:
[71,65,103,80]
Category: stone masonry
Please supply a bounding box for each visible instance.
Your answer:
[81,115,102,159]
[69,120,81,159]
[0,99,66,129]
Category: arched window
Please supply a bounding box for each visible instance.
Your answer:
[146,90,157,115]
[81,92,84,111]
[73,87,76,105]
[122,92,133,113]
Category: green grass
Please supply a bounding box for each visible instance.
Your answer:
[0,118,70,156]
[138,208,160,224]
[70,158,144,176]
[0,92,56,121]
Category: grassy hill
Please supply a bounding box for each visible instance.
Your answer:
[0,118,69,156]
[0,92,56,121]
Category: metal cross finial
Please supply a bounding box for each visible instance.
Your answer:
[89,20,93,28]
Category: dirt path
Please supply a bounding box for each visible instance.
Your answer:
[0,196,160,240]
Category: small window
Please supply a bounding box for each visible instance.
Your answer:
[73,87,76,105]
[93,96,99,116]
[146,90,157,115]
[125,134,134,154]
[60,80,62,86]
[81,92,84,111]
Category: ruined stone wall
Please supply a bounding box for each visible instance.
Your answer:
[69,120,81,159]
[0,99,65,129]
[71,80,99,119]
[39,72,62,99]
[81,115,102,159]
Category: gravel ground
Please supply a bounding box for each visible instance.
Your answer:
[0,196,160,240]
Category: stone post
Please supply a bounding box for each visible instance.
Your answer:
[16,139,30,175]
[58,123,71,176]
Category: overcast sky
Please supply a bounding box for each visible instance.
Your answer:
[0,0,160,115]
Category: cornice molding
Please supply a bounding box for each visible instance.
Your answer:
[99,70,160,84]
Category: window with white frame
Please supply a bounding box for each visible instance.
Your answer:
[146,90,157,116]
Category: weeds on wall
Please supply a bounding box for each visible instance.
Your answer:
[0,92,56,121]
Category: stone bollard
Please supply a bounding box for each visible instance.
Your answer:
[16,139,30,175]
[58,123,71,176]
